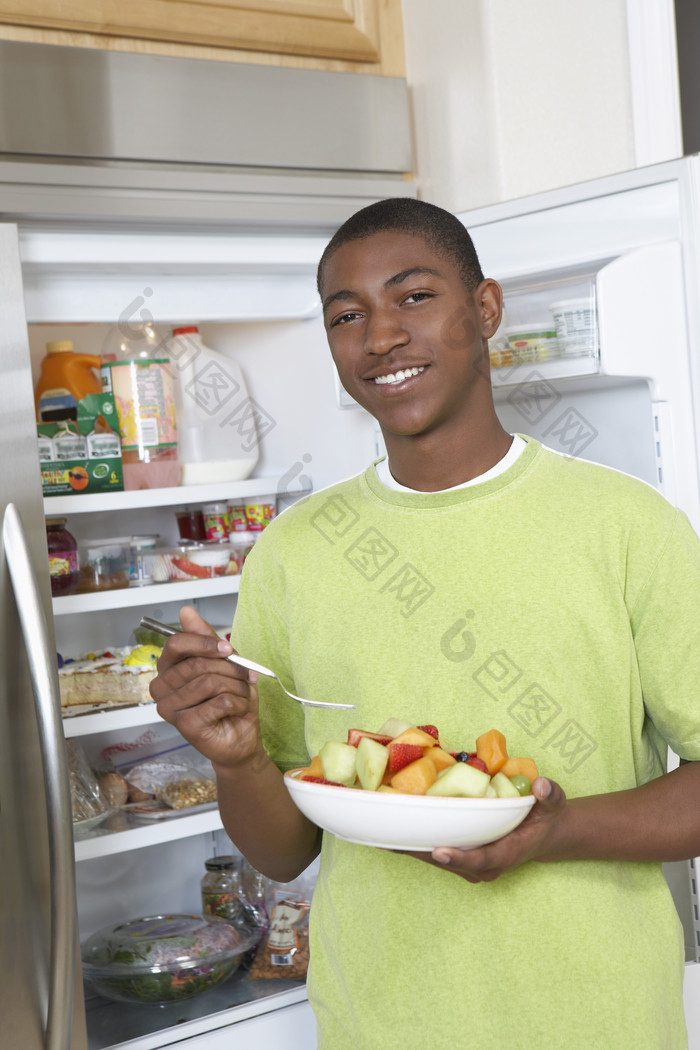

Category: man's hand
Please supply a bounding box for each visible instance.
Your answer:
[399,777,567,882]
[149,604,263,772]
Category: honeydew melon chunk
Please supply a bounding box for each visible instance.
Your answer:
[319,741,358,787]
[356,737,389,791]
[377,718,413,738]
[490,771,522,798]
[425,761,491,798]
[485,783,498,798]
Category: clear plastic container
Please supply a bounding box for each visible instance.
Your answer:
[76,537,130,593]
[81,913,256,1003]
[101,323,180,490]
[148,543,244,582]
[129,535,159,587]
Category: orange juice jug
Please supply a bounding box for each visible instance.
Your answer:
[34,341,102,422]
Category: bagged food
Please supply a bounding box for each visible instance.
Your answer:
[247,882,312,980]
[121,743,217,809]
[67,739,110,823]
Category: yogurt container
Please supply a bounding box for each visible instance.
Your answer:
[548,298,596,356]
[504,323,558,363]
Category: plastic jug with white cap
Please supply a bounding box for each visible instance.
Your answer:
[168,326,259,485]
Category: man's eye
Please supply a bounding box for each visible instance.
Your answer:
[403,291,434,304]
[331,311,361,327]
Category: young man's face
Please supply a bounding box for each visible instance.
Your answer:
[320,230,502,443]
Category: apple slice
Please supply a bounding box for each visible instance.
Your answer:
[319,741,358,787]
[425,762,491,798]
[490,771,522,799]
[356,737,389,791]
[377,718,414,738]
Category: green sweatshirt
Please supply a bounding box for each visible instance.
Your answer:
[232,436,700,1049]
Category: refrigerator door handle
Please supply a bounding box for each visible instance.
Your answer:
[2,503,77,1050]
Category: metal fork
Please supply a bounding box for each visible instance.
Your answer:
[139,617,356,710]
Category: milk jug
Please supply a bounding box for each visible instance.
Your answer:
[168,326,259,485]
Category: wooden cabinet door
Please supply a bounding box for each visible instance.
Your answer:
[0,0,401,66]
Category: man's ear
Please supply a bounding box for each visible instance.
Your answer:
[476,279,503,339]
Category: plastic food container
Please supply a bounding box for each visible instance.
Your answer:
[244,497,276,532]
[548,298,596,356]
[504,323,558,363]
[81,913,257,1003]
[76,538,130,593]
[148,543,244,582]
[129,535,159,587]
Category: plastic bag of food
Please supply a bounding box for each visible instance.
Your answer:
[67,739,110,823]
[247,873,313,980]
[121,743,217,809]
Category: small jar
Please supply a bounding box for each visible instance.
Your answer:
[201,855,244,921]
[175,507,206,542]
[202,502,228,542]
[45,518,79,597]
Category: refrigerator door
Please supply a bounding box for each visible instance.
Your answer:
[0,225,87,1050]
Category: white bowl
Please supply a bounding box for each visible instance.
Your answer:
[284,769,536,851]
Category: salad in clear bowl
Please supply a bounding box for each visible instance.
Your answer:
[81,913,258,1004]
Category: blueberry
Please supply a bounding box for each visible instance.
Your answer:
[455,751,470,763]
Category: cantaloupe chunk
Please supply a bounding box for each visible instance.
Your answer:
[500,756,539,782]
[299,754,323,778]
[476,728,508,775]
[422,746,457,772]
[389,755,438,795]
[391,727,438,748]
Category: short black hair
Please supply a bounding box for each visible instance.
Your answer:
[317,197,485,297]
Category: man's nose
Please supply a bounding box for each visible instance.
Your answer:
[363,309,409,355]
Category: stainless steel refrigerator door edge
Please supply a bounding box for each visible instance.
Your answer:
[3,503,78,1050]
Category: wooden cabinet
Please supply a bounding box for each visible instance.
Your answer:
[0,0,405,74]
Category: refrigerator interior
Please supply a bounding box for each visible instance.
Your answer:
[29,313,374,1049]
[25,158,700,1045]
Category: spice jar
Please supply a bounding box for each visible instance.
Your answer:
[45,518,79,596]
[201,856,245,922]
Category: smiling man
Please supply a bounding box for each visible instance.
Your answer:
[151,198,700,1050]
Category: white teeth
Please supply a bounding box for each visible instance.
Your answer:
[373,366,424,385]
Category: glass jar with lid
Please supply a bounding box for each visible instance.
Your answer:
[201,855,245,922]
[45,518,79,596]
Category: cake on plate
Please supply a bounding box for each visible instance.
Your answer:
[59,645,161,711]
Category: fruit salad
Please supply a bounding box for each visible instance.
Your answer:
[298,720,540,799]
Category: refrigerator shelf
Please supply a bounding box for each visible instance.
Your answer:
[43,476,307,516]
[53,573,241,615]
[74,806,224,861]
[62,702,162,738]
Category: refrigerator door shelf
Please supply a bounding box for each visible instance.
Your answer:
[53,573,241,616]
[74,807,223,863]
[42,476,310,516]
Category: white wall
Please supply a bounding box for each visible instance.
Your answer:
[400,0,678,212]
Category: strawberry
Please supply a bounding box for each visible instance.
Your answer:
[388,742,424,774]
[418,724,439,740]
[466,756,489,774]
[347,729,393,748]
[301,775,346,787]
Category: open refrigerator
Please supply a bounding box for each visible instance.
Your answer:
[5,154,700,1049]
